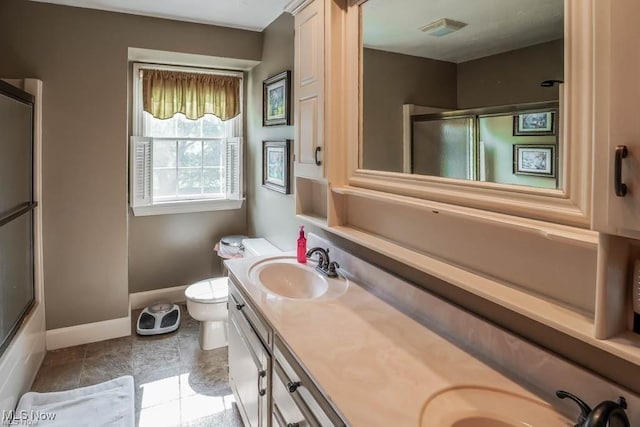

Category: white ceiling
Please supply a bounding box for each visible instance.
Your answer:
[29,0,289,31]
[363,0,564,63]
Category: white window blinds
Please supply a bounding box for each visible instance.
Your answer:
[225,137,242,201]
[129,137,243,212]
[130,136,152,208]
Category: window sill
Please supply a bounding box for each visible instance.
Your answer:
[131,199,244,216]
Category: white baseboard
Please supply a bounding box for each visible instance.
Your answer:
[44,286,189,351]
[130,285,188,310]
[45,309,131,351]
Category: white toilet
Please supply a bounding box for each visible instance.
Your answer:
[185,238,281,350]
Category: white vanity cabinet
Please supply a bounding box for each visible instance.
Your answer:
[228,277,346,427]
[228,281,271,427]
[592,0,640,240]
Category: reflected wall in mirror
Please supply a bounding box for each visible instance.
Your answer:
[361,0,564,190]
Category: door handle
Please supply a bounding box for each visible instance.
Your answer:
[258,369,266,396]
[287,381,301,393]
[614,145,628,197]
[314,146,322,166]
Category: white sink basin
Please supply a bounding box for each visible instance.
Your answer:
[420,386,571,427]
[248,257,348,300]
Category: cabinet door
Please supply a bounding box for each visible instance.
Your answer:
[228,305,269,427]
[229,316,260,427]
[294,0,325,180]
[593,0,640,239]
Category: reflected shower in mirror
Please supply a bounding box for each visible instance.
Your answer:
[361,0,564,190]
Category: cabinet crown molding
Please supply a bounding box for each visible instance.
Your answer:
[284,0,314,15]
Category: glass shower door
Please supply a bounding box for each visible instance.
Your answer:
[411,116,475,179]
[0,81,36,356]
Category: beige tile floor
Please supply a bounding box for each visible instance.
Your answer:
[31,305,243,427]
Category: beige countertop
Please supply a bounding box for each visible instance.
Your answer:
[226,254,567,426]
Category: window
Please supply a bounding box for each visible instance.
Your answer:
[130,63,243,216]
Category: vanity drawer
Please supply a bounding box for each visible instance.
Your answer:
[274,335,346,427]
[229,276,271,347]
[272,360,307,427]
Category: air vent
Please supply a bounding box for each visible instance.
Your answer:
[420,18,467,37]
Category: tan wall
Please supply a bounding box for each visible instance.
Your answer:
[128,209,247,293]
[362,41,562,174]
[362,48,457,173]
[457,39,564,109]
[0,0,261,328]
[126,74,250,294]
[246,13,300,251]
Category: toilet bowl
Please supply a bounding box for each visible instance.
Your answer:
[185,238,281,350]
[185,277,229,350]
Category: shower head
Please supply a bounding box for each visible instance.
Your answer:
[540,79,564,87]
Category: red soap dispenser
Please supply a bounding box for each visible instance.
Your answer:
[297,226,307,263]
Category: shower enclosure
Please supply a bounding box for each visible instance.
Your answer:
[0,80,36,356]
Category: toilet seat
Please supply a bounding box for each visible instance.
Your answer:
[185,277,228,304]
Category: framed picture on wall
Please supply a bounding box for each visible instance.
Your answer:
[262,140,292,194]
[513,111,555,136]
[513,144,556,177]
[263,71,291,126]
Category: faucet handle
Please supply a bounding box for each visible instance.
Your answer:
[588,397,630,427]
[327,261,340,278]
[556,390,592,426]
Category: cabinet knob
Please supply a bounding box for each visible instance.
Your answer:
[236,303,245,311]
[259,389,266,396]
[614,145,628,197]
[287,381,302,393]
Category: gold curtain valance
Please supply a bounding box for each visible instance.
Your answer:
[142,69,241,121]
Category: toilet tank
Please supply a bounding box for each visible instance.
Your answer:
[242,238,281,258]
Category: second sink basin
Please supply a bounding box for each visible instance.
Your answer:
[248,256,348,300]
[420,386,571,427]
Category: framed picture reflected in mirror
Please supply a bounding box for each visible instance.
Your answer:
[513,111,556,136]
[513,144,556,177]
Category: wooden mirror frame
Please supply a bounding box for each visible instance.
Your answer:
[343,0,593,228]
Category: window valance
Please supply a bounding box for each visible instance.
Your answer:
[142,69,241,121]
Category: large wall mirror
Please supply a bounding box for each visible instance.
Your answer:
[360,0,564,191]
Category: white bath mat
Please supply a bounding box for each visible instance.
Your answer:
[15,376,134,426]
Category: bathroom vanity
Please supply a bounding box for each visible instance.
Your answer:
[283,0,640,393]
[224,239,637,427]
[227,264,345,427]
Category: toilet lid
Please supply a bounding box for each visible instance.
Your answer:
[185,277,229,303]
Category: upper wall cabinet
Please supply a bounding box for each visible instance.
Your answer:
[592,0,640,240]
[288,0,326,181]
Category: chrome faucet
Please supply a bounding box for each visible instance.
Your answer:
[306,247,340,278]
[556,390,630,427]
